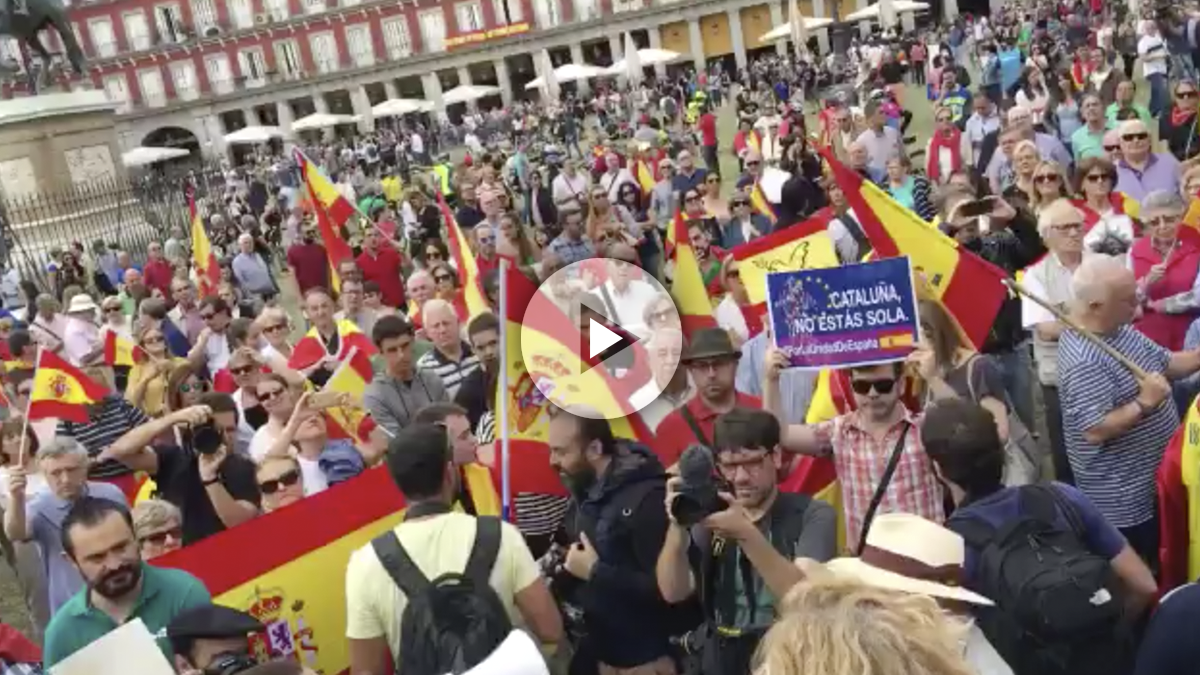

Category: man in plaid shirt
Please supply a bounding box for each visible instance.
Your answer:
[763,356,945,551]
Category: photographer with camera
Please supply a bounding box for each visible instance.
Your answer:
[168,603,265,675]
[100,393,261,545]
[545,406,681,675]
[656,408,835,675]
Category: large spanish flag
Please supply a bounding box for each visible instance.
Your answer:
[823,152,1009,349]
[288,320,376,374]
[670,211,718,336]
[439,191,490,320]
[729,214,839,308]
[497,265,655,503]
[157,464,500,674]
[322,347,377,444]
[28,349,108,423]
[295,150,356,294]
[748,181,778,225]
[190,197,220,297]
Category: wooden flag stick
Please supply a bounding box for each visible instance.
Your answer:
[1003,278,1149,381]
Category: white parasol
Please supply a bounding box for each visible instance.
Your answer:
[605,48,682,75]
[290,113,360,131]
[758,17,835,43]
[442,84,503,105]
[844,0,929,22]
[121,146,190,167]
[222,125,287,144]
[525,63,610,89]
[370,98,434,117]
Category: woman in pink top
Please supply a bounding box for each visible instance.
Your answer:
[1130,191,1200,350]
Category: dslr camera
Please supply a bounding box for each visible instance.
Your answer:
[670,445,732,527]
[190,421,223,455]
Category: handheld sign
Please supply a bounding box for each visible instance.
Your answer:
[51,618,174,675]
[766,257,920,370]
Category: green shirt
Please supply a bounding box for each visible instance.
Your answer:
[1071,123,1113,161]
[1106,103,1153,130]
[43,564,211,667]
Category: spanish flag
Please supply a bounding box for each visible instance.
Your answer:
[497,265,655,501]
[189,197,220,297]
[824,151,1009,348]
[634,160,656,195]
[438,191,490,320]
[28,349,108,423]
[295,150,356,294]
[1182,191,1200,233]
[322,347,377,444]
[748,181,778,225]
[729,214,839,309]
[780,369,852,551]
[670,210,718,336]
[288,320,376,373]
[102,331,138,368]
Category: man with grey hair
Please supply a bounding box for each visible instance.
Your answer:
[1023,198,1089,484]
[1059,255,1200,565]
[231,233,276,302]
[416,299,480,399]
[1115,119,1180,201]
[4,438,127,614]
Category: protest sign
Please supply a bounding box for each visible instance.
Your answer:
[51,619,174,675]
[766,257,920,370]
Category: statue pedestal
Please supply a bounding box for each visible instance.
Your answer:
[0,91,156,285]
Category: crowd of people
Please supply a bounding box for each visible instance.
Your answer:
[8,0,1200,673]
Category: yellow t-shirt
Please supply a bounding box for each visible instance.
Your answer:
[344,512,541,659]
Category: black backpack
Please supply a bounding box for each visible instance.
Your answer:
[954,485,1133,675]
[371,515,514,675]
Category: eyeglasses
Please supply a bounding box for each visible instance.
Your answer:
[1103,145,1119,152]
[259,469,301,495]
[230,364,256,376]
[178,382,207,394]
[257,387,286,402]
[1179,90,1198,99]
[1051,222,1084,233]
[1034,174,1061,184]
[1122,133,1150,142]
[434,273,454,282]
[139,526,182,546]
[425,250,443,260]
[850,378,897,395]
[264,323,288,333]
[731,201,750,208]
[1084,173,1112,183]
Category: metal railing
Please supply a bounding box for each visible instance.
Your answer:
[0,167,229,293]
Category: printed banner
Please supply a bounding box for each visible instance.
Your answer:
[767,257,920,370]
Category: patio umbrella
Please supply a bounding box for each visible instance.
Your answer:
[844,0,928,22]
[291,113,360,131]
[442,84,503,105]
[121,146,190,167]
[789,0,807,58]
[623,33,642,86]
[605,48,681,75]
[371,98,433,117]
[533,49,561,101]
[222,126,287,145]
[525,63,610,89]
[759,17,834,43]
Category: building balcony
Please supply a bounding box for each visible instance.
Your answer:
[143,91,167,107]
[176,84,199,101]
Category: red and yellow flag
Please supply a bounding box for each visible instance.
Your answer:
[101,330,137,368]
[634,160,656,194]
[729,214,839,309]
[670,211,717,336]
[438,191,490,320]
[824,151,1009,348]
[748,182,778,224]
[322,347,377,444]
[295,150,355,294]
[189,197,220,297]
[288,320,376,374]
[28,349,108,423]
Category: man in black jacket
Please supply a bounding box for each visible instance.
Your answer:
[547,408,680,675]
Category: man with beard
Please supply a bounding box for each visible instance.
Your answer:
[454,312,500,429]
[657,408,836,675]
[169,604,265,675]
[42,497,211,667]
[547,407,680,675]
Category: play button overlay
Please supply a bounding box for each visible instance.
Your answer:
[588,319,624,359]
[521,257,683,420]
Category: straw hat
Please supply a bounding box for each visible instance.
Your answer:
[66,294,99,315]
[823,513,993,606]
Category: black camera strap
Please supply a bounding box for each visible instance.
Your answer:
[404,501,453,520]
[856,421,911,555]
[680,406,711,447]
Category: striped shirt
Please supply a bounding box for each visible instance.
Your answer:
[416,342,480,399]
[57,395,151,479]
[1059,325,1177,528]
[477,411,570,537]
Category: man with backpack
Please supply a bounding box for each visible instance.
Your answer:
[545,407,681,675]
[344,423,563,675]
[656,408,836,675]
[922,398,1157,675]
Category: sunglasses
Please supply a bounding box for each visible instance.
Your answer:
[1179,91,1198,98]
[726,268,742,280]
[435,273,453,282]
[264,323,287,333]
[140,526,182,546]
[1103,145,1119,152]
[850,378,897,395]
[259,469,301,495]
[425,251,443,259]
[230,364,256,376]
[1084,173,1112,183]
[1122,133,1150,142]
[257,387,286,402]
[178,382,207,394]
[731,201,750,208]
[1034,174,1060,184]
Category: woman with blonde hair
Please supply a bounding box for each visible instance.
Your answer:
[754,575,976,675]
[1028,160,1070,213]
[125,322,188,417]
[256,306,294,362]
[1008,140,1042,204]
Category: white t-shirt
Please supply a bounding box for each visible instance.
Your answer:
[205,331,231,372]
[296,455,329,496]
[1139,35,1169,77]
[552,172,589,208]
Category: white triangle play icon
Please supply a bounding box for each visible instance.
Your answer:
[589,319,623,359]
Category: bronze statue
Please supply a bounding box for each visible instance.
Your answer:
[0,0,85,91]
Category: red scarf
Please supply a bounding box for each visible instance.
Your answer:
[926,128,963,183]
[1171,105,1196,129]
[739,303,765,339]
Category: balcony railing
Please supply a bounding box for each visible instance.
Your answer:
[210,77,234,95]
[175,84,199,101]
[349,51,375,68]
[385,44,412,60]
[143,91,168,107]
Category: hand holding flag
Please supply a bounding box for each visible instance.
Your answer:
[28,349,109,423]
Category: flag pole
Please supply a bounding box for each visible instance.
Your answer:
[498,258,512,523]
[17,347,39,466]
